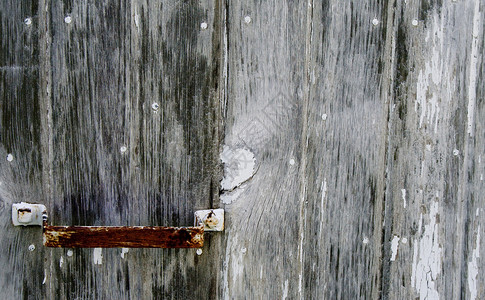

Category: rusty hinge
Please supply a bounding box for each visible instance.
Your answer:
[12,203,223,248]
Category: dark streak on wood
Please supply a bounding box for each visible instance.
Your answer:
[43,225,204,248]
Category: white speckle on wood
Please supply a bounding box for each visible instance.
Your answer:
[59,256,64,268]
[468,226,480,300]
[390,236,400,261]
[401,189,407,208]
[321,113,327,120]
[220,146,256,191]
[241,247,247,254]
[476,209,480,217]
[282,279,288,300]
[6,154,13,162]
[466,0,480,137]
[289,158,295,165]
[67,250,73,257]
[411,201,442,300]
[426,144,432,151]
[93,248,103,265]
[121,248,129,259]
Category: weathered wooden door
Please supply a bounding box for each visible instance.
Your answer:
[1,0,484,299]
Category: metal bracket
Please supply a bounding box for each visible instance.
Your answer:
[12,203,224,248]
[12,202,47,226]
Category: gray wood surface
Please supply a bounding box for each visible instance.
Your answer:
[1,0,484,299]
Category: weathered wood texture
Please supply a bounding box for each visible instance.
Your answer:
[2,0,223,299]
[1,0,484,299]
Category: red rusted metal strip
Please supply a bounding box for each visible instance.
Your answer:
[43,225,204,248]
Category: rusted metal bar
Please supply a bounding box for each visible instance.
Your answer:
[43,225,204,248]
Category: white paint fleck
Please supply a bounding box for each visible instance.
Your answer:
[453,149,459,156]
[372,18,379,26]
[59,256,64,268]
[93,248,103,265]
[28,244,35,251]
[321,113,327,120]
[151,102,160,111]
[220,187,245,205]
[134,9,140,29]
[42,270,47,284]
[466,0,480,137]
[24,18,32,25]
[480,174,483,181]
[426,144,432,151]
[363,237,369,244]
[476,208,479,217]
[64,16,72,24]
[121,248,129,259]
[390,236,400,261]
[200,22,208,30]
[402,237,408,244]
[282,280,289,300]
[412,19,419,26]
[411,201,442,300]
[67,250,73,257]
[120,146,127,153]
[289,158,296,165]
[241,247,247,254]
[6,154,14,162]
[468,226,480,300]
[244,16,251,24]
[220,146,256,191]
[401,189,407,208]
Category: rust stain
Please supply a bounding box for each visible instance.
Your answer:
[43,225,204,248]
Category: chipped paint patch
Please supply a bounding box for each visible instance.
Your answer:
[390,236,400,261]
[411,201,441,299]
[468,225,480,300]
[220,146,256,191]
[401,189,407,208]
[282,279,289,300]
[121,248,129,259]
[93,248,103,265]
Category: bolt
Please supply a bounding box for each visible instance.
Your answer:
[200,22,208,30]
[28,244,35,251]
[24,18,32,25]
[151,102,160,111]
[64,16,72,24]
[244,16,252,24]
[6,154,14,162]
[196,249,203,255]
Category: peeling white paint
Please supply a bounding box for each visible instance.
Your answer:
[121,248,129,259]
[415,15,443,134]
[59,256,64,268]
[220,187,245,205]
[282,280,289,300]
[468,226,480,300]
[466,0,481,137]
[401,189,407,208]
[93,248,103,265]
[411,201,441,300]
[220,146,256,191]
[391,236,400,261]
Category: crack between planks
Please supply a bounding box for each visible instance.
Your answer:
[297,0,313,299]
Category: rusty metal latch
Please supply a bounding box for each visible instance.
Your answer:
[12,202,223,248]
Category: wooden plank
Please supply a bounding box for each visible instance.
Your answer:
[301,1,392,298]
[383,1,485,299]
[2,0,224,299]
[43,225,204,248]
[0,1,47,299]
[221,1,309,298]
